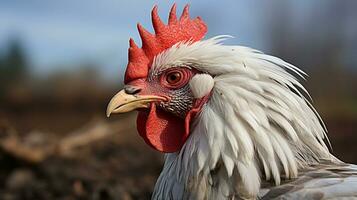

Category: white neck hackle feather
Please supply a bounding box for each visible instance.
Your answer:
[150,36,338,199]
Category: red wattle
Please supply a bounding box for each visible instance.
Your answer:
[137,104,188,152]
[136,95,210,153]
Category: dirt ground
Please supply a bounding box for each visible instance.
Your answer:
[0,111,163,200]
[0,109,356,200]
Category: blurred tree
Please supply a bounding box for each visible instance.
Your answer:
[0,38,28,80]
[0,38,28,97]
[265,1,357,118]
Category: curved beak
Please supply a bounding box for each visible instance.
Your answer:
[106,89,166,117]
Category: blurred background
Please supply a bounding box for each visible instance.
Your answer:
[0,0,356,199]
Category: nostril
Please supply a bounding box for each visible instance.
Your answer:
[124,85,141,95]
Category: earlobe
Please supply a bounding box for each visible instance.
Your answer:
[189,74,214,98]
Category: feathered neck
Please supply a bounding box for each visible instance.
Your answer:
[152,39,337,199]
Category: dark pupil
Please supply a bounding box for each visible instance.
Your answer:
[168,72,180,83]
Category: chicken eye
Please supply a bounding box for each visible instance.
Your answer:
[166,72,182,84]
[160,68,192,89]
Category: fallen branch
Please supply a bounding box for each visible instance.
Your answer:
[0,116,133,163]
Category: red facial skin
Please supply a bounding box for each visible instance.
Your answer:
[126,68,211,153]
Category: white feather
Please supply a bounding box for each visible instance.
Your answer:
[150,36,338,200]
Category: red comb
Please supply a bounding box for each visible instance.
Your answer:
[124,4,207,84]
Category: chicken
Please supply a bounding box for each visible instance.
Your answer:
[106,4,357,200]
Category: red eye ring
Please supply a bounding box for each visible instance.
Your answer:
[160,68,192,89]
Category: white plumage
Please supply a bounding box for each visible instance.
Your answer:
[149,36,357,199]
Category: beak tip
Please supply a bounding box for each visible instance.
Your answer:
[106,109,112,118]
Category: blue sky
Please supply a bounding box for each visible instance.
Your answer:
[0,0,355,80]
